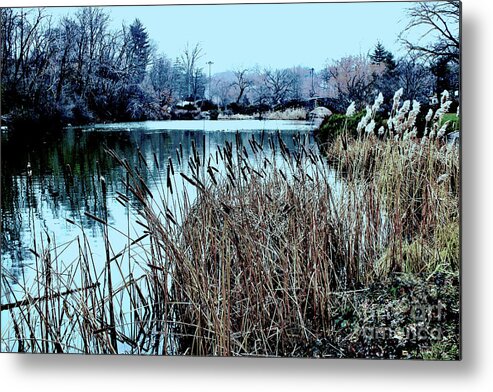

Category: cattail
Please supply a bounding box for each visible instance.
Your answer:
[408,128,417,139]
[408,143,417,156]
[406,100,421,130]
[388,117,394,131]
[442,100,452,113]
[434,108,444,120]
[434,98,452,121]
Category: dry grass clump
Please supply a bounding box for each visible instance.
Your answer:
[170,150,350,355]
[217,108,307,121]
[263,108,307,120]
[217,113,255,120]
[147,128,457,356]
[324,91,459,278]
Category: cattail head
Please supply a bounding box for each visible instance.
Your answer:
[434,100,452,121]
[442,100,452,113]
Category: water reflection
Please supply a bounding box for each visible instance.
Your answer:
[1,122,316,291]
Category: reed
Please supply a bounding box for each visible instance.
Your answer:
[1,94,459,356]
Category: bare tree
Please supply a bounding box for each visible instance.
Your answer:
[231,68,252,104]
[396,56,434,102]
[149,54,175,106]
[263,68,294,105]
[249,69,270,106]
[179,42,204,99]
[1,8,47,89]
[287,66,306,101]
[400,1,460,64]
[324,55,384,109]
[211,78,233,108]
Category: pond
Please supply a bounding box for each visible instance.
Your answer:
[1,120,316,294]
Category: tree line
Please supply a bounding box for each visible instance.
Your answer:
[0,2,459,129]
[1,8,209,127]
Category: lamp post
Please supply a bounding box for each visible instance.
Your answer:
[207,61,214,101]
[310,67,315,98]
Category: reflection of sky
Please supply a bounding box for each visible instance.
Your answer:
[83,119,313,132]
[42,2,444,73]
[2,121,340,353]
[1,123,319,295]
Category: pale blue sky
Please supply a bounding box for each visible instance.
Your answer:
[46,2,432,73]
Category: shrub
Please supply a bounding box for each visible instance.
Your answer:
[441,113,459,132]
[315,111,364,144]
[209,109,219,120]
[198,100,218,111]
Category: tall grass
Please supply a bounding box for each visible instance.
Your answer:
[1,91,459,356]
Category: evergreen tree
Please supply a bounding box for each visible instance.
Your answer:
[370,41,396,71]
[370,42,398,102]
[127,19,151,84]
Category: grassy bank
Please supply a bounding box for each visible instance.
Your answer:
[166,134,459,357]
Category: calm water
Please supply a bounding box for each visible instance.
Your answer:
[1,120,316,294]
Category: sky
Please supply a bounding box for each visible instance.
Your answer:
[45,2,429,74]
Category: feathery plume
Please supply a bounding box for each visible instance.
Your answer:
[346,101,356,117]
